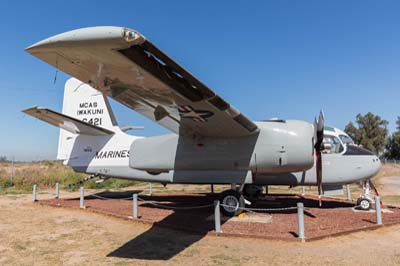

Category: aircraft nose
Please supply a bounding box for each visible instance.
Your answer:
[369,156,381,177]
[375,157,382,173]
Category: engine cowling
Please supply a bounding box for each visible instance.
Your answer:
[253,120,314,173]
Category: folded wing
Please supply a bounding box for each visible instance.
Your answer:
[25,26,258,138]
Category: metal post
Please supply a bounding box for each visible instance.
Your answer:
[55,182,59,199]
[346,184,352,201]
[79,187,85,209]
[10,156,14,185]
[375,196,382,225]
[211,184,214,194]
[133,193,138,219]
[297,202,305,241]
[32,184,37,202]
[148,183,152,196]
[214,200,222,233]
[301,186,305,196]
[265,185,269,195]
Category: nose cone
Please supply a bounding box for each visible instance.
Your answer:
[337,145,382,182]
[371,157,382,176]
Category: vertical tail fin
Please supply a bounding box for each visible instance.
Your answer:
[57,78,117,160]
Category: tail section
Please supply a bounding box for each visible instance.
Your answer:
[58,78,118,160]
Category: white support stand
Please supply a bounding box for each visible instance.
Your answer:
[297,202,305,242]
[79,187,85,209]
[32,184,37,202]
[375,196,382,225]
[133,193,138,219]
[346,184,351,201]
[148,183,152,196]
[214,200,222,233]
[55,182,60,199]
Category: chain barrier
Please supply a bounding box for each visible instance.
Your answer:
[304,205,362,211]
[82,191,214,210]
[85,191,363,212]
[220,204,298,212]
[89,194,134,200]
[219,204,361,212]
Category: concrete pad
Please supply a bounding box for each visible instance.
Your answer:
[351,207,393,214]
[206,213,273,223]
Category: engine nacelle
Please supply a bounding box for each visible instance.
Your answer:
[253,120,314,173]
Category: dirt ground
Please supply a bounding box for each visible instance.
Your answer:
[1,164,400,266]
[1,193,400,266]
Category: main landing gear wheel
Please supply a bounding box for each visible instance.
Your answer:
[219,189,245,217]
[357,198,371,211]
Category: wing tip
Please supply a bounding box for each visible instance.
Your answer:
[25,26,146,53]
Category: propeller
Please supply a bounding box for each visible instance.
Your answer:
[314,111,325,206]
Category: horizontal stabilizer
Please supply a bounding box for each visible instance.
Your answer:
[23,106,114,136]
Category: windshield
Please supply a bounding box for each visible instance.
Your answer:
[339,134,354,145]
[323,135,344,154]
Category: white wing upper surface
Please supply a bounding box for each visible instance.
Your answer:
[26,26,258,138]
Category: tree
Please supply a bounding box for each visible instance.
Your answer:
[344,112,388,155]
[385,132,400,160]
[385,116,400,159]
[0,156,7,162]
[396,116,400,131]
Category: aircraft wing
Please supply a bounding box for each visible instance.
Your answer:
[25,26,258,138]
[23,107,114,136]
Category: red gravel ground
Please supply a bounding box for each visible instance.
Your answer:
[39,192,400,241]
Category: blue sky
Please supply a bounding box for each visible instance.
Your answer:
[1,1,399,161]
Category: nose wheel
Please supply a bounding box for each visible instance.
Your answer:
[356,180,376,211]
[357,197,372,210]
[219,189,245,217]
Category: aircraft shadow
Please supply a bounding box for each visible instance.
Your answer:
[107,194,221,260]
[106,193,355,260]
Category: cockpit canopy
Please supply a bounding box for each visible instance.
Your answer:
[322,126,355,154]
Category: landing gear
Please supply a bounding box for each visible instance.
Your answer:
[243,184,263,199]
[219,189,245,217]
[356,180,373,211]
[357,197,372,210]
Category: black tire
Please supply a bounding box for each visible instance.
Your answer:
[357,198,371,211]
[219,189,245,217]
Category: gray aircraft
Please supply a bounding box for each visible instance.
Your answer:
[23,26,381,216]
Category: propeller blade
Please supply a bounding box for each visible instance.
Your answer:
[317,111,325,132]
[314,111,325,152]
[314,110,325,206]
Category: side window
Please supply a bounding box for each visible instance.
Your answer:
[339,134,354,145]
[323,135,344,154]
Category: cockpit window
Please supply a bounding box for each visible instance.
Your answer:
[339,134,354,145]
[323,135,344,154]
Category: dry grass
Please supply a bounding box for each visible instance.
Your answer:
[0,162,139,193]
